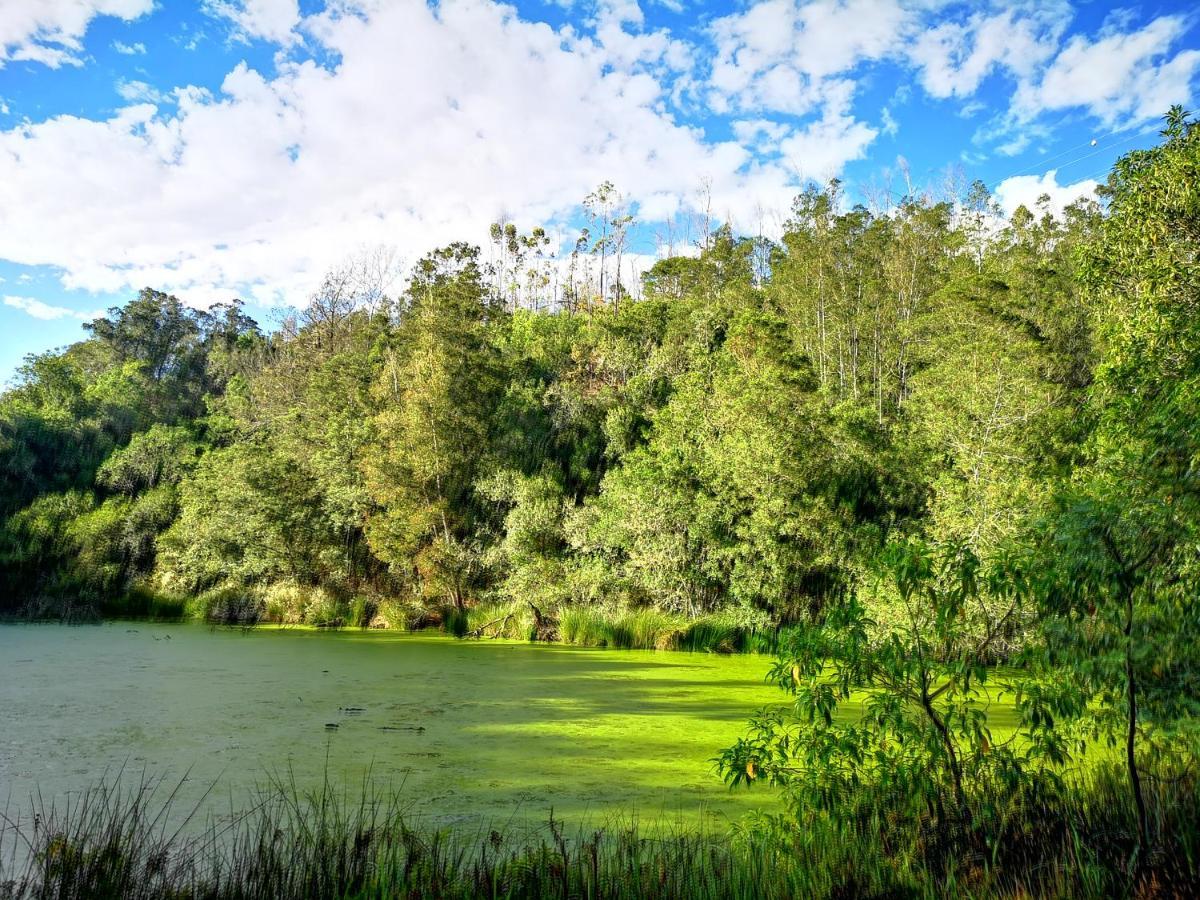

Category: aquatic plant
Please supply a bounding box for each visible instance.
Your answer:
[554,606,777,654]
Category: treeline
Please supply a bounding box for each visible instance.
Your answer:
[0,116,1189,656]
[0,194,1083,631]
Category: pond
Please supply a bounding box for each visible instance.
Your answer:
[0,623,783,833]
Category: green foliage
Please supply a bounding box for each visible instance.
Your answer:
[718,539,1040,835]
[1025,107,1200,857]
[4,765,1198,899]
[554,605,776,653]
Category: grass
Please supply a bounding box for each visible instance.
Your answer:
[84,578,784,656]
[556,607,778,653]
[1,762,1196,899]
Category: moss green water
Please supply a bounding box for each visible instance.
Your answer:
[0,623,789,832]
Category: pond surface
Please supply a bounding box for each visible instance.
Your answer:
[0,623,782,832]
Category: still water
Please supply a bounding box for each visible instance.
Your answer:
[0,623,781,831]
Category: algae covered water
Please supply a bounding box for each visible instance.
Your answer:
[0,623,781,831]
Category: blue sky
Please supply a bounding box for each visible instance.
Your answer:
[1,0,1198,385]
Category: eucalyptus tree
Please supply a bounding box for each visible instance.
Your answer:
[583,181,634,313]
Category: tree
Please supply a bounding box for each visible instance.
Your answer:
[362,244,504,606]
[718,539,1039,838]
[583,182,634,313]
[1030,107,1200,858]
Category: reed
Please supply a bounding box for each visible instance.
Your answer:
[2,763,1196,898]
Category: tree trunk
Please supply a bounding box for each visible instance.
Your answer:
[922,687,971,829]
[1125,587,1150,858]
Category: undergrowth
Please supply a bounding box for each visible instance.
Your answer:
[1,763,1195,899]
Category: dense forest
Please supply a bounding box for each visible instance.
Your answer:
[3,108,1200,896]
[0,158,1104,633]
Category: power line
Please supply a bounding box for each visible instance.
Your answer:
[997,133,1113,181]
[987,126,1153,191]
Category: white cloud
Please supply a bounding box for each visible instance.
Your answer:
[203,0,302,45]
[732,118,791,147]
[777,93,878,180]
[3,0,1196,315]
[880,106,898,137]
[0,0,154,69]
[993,169,1098,218]
[3,296,101,321]
[708,1,1196,153]
[112,40,146,55]
[709,0,907,116]
[1014,15,1200,127]
[0,0,801,309]
[909,6,1069,99]
[115,79,166,104]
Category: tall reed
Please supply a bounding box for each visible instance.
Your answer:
[2,763,1197,898]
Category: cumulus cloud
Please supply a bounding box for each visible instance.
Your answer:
[709,0,906,116]
[711,0,1198,152]
[1,0,1197,313]
[0,0,153,68]
[776,82,878,180]
[909,5,1069,99]
[1014,15,1200,127]
[203,0,302,45]
[993,169,1098,218]
[112,40,146,55]
[3,296,102,321]
[0,0,800,308]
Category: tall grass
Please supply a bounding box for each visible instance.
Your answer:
[2,763,1197,898]
[465,600,538,640]
[556,607,778,653]
[93,583,784,656]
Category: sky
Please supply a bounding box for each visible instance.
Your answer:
[1,0,1198,385]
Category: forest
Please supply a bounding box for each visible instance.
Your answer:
[1,110,1198,897]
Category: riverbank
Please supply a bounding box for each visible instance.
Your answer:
[3,761,1197,899]
[94,586,783,654]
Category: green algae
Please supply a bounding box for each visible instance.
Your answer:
[0,622,788,832]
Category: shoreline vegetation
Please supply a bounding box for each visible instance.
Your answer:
[87,588,785,654]
[1,765,1197,899]
[4,114,1200,896]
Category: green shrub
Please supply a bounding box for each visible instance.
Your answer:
[554,606,776,653]
[261,581,307,624]
[301,586,345,627]
[466,600,535,639]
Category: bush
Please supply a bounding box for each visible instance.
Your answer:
[301,586,345,627]
[261,582,308,624]
[441,605,469,638]
[465,600,537,640]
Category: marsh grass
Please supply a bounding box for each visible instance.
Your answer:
[556,607,778,653]
[465,600,538,640]
[90,586,785,656]
[3,760,1195,899]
